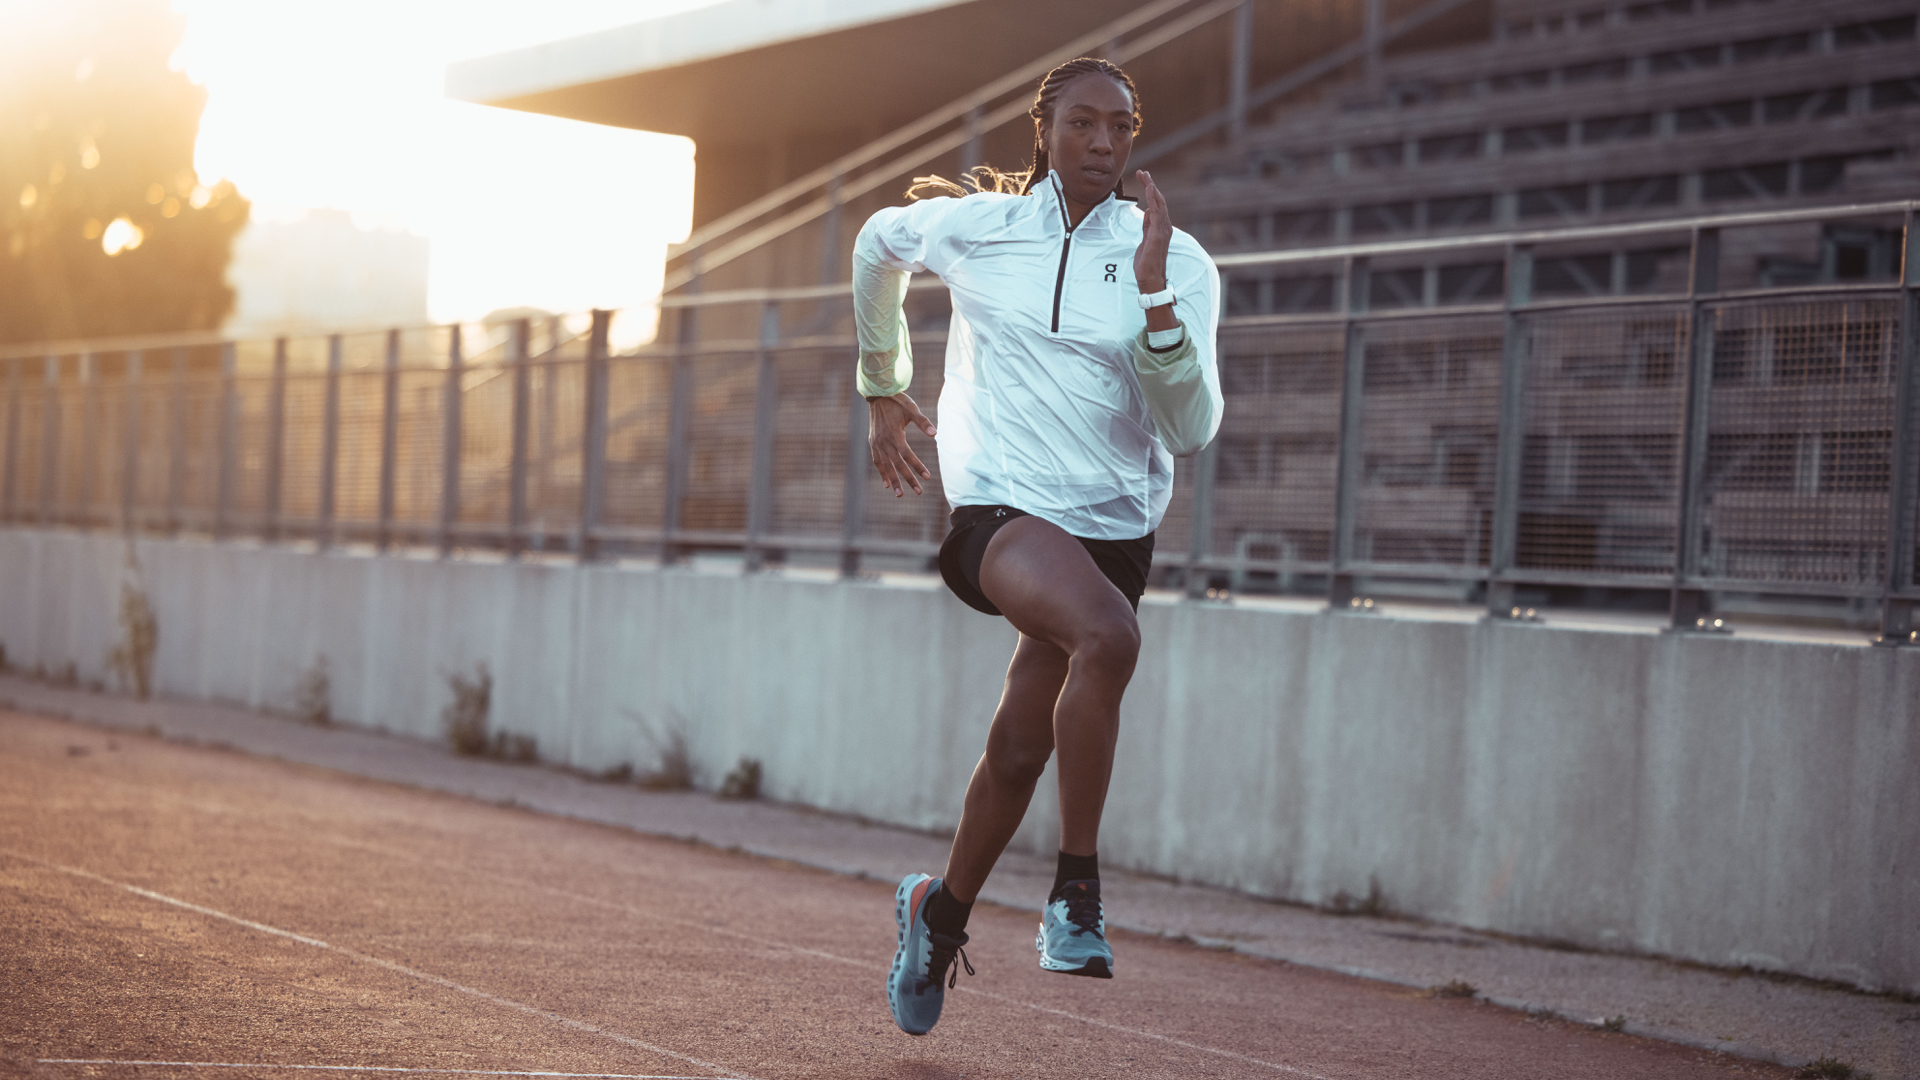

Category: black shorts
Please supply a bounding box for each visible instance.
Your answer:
[937,504,1155,616]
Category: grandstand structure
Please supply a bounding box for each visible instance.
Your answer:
[4,0,1917,636]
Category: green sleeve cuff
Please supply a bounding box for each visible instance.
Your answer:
[1130,326,1213,456]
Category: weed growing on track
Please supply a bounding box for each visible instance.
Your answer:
[718,757,762,800]
[108,583,159,700]
[639,726,695,790]
[1428,979,1478,999]
[442,662,538,762]
[294,655,331,726]
[1599,1015,1627,1032]
[1327,876,1388,917]
[1799,1058,1873,1079]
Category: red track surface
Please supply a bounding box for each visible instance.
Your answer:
[0,711,1791,1080]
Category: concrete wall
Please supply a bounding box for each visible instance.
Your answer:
[2,527,1914,994]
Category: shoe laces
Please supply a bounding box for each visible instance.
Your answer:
[1059,882,1104,939]
[925,930,975,991]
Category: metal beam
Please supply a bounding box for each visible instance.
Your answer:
[1486,244,1534,617]
[214,343,237,539]
[122,349,142,531]
[265,338,288,541]
[1880,208,1920,641]
[0,356,17,523]
[745,302,781,572]
[1330,256,1369,607]
[319,335,342,549]
[378,330,401,550]
[507,319,531,558]
[1670,227,1721,630]
[579,310,612,561]
[439,325,463,557]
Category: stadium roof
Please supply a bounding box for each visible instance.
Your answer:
[444,0,1143,150]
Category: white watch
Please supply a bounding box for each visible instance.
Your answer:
[1137,287,1176,310]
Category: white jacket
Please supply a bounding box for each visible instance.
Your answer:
[852,171,1223,541]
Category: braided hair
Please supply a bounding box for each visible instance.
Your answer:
[908,57,1142,200]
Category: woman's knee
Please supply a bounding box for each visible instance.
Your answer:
[984,736,1052,788]
[1072,610,1140,675]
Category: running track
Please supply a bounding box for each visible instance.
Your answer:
[0,711,1791,1080]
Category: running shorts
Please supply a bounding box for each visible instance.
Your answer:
[937,504,1155,616]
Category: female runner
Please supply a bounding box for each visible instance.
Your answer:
[854,57,1222,1036]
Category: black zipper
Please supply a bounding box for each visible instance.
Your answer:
[1050,176,1075,334]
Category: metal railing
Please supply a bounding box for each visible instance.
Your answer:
[3,200,1917,637]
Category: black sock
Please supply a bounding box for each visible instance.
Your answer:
[925,883,973,938]
[1051,850,1099,902]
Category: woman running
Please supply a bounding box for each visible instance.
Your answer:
[854,57,1222,1036]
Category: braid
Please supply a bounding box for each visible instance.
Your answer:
[906,57,1142,201]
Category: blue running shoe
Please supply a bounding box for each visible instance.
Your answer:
[887,873,974,1035]
[1036,878,1112,978]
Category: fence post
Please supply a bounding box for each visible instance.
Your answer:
[39,355,59,526]
[1880,208,1920,642]
[663,309,695,564]
[214,342,237,539]
[264,337,287,541]
[1670,227,1721,629]
[439,325,463,557]
[507,319,531,558]
[1329,256,1370,607]
[319,334,342,549]
[1,356,18,522]
[1228,0,1253,140]
[377,329,400,550]
[167,347,187,533]
[122,349,142,532]
[1486,243,1534,617]
[745,301,780,572]
[1186,440,1220,597]
[579,309,611,562]
[76,352,96,526]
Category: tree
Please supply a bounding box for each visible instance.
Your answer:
[0,0,249,345]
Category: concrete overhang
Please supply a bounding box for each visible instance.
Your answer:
[445,0,1144,151]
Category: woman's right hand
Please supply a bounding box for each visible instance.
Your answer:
[868,393,937,497]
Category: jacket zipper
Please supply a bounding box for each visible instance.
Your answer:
[1050,176,1075,334]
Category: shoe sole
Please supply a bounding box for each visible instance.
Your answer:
[1037,929,1114,979]
[889,874,934,1035]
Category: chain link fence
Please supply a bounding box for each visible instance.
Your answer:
[3,202,1917,634]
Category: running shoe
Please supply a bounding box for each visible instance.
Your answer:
[887,873,973,1035]
[1036,878,1112,978]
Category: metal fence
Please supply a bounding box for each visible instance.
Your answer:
[3,200,1917,637]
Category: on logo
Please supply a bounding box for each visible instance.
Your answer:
[1103,262,1118,282]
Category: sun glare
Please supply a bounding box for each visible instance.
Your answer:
[167,0,709,331]
[101,216,144,256]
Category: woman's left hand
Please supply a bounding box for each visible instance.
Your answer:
[1133,169,1172,296]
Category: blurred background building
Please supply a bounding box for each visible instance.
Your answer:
[224,210,430,337]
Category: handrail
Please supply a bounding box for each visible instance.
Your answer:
[1211,199,1920,269]
[7,199,1911,357]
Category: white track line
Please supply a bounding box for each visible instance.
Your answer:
[509,877,1338,1079]
[41,1064,707,1079]
[5,852,763,1080]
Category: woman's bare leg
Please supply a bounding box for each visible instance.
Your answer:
[940,633,1066,903]
[939,516,1140,902]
